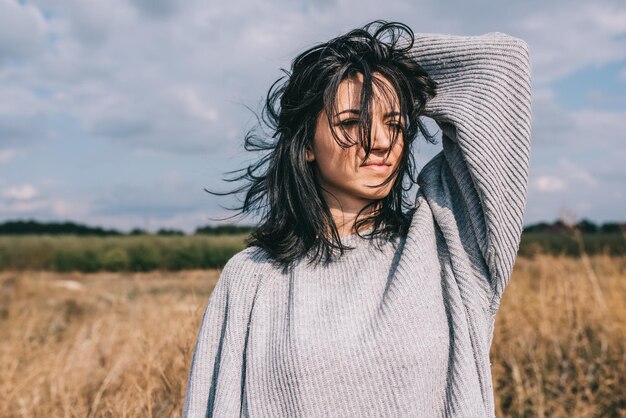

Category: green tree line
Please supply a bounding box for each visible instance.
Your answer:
[0,219,624,272]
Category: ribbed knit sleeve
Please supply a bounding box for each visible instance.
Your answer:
[182,267,230,418]
[407,32,532,313]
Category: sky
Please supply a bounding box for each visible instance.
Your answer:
[1,0,625,233]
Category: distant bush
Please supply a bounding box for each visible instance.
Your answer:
[99,247,130,271]
[53,247,101,273]
[0,234,248,272]
[126,241,162,271]
[519,233,626,257]
[0,219,123,236]
[156,228,186,236]
[194,224,255,235]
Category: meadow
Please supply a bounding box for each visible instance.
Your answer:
[0,245,625,416]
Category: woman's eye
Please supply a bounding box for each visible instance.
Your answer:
[335,119,403,131]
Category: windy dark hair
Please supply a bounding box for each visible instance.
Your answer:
[206,20,438,271]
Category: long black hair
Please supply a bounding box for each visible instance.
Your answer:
[205,20,438,271]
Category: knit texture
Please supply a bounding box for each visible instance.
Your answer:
[182,31,532,418]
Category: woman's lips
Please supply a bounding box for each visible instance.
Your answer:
[361,163,391,173]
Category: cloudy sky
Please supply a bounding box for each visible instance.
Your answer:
[1,0,625,233]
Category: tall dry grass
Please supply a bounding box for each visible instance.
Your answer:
[1,255,625,417]
[492,254,626,417]
[0,270,217,417]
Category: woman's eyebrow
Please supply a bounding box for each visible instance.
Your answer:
[335,109,402,118]
[384,111,401,118]
[335,109,360,116]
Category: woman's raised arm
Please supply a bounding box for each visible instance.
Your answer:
[408,31,532,313]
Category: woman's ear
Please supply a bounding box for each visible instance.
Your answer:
[305,145,315,162]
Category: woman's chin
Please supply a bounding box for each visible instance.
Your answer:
[357,189,392,200]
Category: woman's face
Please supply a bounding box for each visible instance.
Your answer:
[306,72,405,208]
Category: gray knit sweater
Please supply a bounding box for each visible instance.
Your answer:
[183,31,532,418]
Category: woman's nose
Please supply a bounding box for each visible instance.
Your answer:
[371,120,392,150]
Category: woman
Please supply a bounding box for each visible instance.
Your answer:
[183,20,532,417]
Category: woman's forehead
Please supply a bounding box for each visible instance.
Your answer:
[335,72,400,113]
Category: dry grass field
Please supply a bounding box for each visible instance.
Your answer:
[1,254,625,417]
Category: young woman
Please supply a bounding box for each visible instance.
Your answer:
[183,20,532,417]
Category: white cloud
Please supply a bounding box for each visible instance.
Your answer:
[534,176,566,192]
[531,83,626,152]
[558,159,598,187]
[0,86,49,114]
[2,184,39,200]
[517,2,626,84]
[0,195,90,219]
[128,0,181,19]
[0,0,48,64]
[169,87,219,123]
[525,80,625,223]
[0,198,48,214]
[49,197,90,218]
[0,148,17,163]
